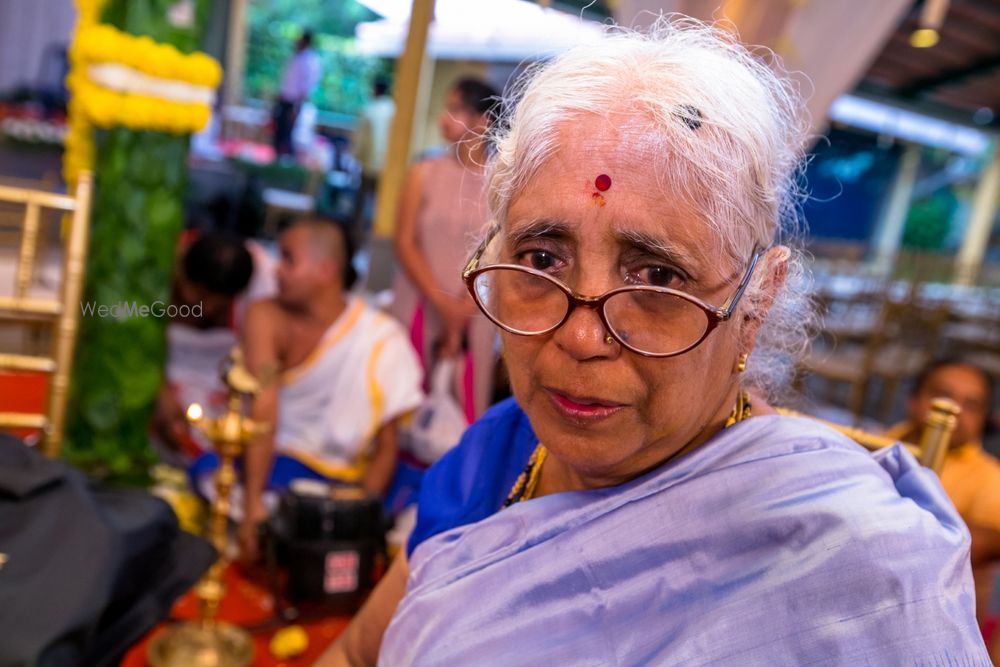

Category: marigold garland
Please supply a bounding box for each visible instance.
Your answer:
[72,25,222,88]
[63,0,223,185]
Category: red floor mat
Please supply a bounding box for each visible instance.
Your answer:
[122,564,352,666]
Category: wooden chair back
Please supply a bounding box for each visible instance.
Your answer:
[0,172,93,457]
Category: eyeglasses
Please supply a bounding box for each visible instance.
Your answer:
[462,225,763,358]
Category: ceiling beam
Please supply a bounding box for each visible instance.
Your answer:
[855,81,1000,128]
[897,51,1000,97]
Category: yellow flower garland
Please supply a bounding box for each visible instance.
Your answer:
[72,25,222,88]
[63,0,223,185]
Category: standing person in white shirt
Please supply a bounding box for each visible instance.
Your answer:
[352,76,395,241]
[273,31,322,158]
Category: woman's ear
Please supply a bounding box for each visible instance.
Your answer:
[739,245,789,351]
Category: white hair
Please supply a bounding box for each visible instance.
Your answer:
[483,16,816,400]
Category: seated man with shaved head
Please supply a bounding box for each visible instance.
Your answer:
[194,217,423,559]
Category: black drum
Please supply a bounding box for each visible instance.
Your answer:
[270,480,386,605]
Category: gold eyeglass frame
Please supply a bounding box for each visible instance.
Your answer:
[462,224,764,358]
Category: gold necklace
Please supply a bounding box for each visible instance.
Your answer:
[725,389,752,428]
[504,390,750,507]
[502,444,548,507]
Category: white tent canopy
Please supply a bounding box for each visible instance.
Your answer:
[355,0,605,61]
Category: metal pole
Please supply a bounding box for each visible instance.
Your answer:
[955,147,1000,286]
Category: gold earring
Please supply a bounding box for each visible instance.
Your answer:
[604,334,614,345]
[735,353,748,373]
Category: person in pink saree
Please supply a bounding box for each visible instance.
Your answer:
[390,78,500,422]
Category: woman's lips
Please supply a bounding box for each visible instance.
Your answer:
[546,388,625,422]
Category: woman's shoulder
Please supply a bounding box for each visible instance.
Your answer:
[639,416,979,661]
[697,413,877,480]
[428,397,537,493]
[406,398,536,557]
[708,414,968,543]
[433,398,536,471]
[469,396,535,433]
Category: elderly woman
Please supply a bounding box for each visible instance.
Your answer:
[318,19,987,666]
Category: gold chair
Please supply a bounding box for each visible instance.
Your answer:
[0,172,93,458]
[0,174,59,248]
[777,397,960,475]
[797,291,949,423]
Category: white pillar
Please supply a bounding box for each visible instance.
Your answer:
[955,148,1000,285]
[871,143,922,276]
[223,0,248,107]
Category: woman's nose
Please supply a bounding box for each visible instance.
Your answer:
[552,303,617,362]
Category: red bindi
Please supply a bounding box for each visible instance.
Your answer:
[595,174,612,191]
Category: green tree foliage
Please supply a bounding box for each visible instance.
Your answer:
[902,190,957,251]
[245,0,391,115]
[902,149,960,252]
[64,0,206,482]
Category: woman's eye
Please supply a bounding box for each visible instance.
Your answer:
[626,266,682,288]
[520,250,558,272]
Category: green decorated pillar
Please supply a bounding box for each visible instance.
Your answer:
[63,0,221,479]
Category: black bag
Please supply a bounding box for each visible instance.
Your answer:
[0,434,216,667]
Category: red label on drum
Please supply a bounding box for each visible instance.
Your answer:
[324,551,360,594]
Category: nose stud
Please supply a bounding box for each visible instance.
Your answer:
[604,334,614,345]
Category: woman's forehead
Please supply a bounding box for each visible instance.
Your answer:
[505,117,721,264]
[557,113,666,164]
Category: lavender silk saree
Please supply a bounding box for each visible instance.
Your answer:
[382,400,988,666]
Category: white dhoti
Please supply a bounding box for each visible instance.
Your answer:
[276,297,424,482]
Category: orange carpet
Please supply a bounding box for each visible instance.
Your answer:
[122,564,352,666]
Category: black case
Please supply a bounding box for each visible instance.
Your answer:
[0,434,216,667]
[269,488,386,608]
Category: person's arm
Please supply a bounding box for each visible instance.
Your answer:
[970,525,1000,567]
[393,163,475,352]
[152,382,189,451]
[314,551,410,666]
[966,525,1000,625]
[362,417,400,497]
[393,162,440,303]
[239,300,282,560]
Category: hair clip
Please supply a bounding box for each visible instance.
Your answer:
[675,105,702,131]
